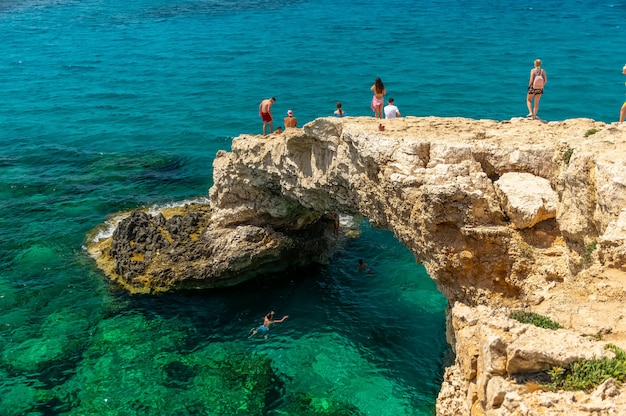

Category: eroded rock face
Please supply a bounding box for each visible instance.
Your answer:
[599,208,626,270]
[209,116,626,307]
[438,303,626,416]
[494,172,558,229]
[88,116,626,414]
[89,203,338,293]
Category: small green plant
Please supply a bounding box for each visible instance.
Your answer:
[582,241,598,265]
[546,366,566,389]
[586,331,604,341]
[509,311,563,330]
[518,241,534,259]
[584,128,599,137]
[546,344,626,392]
[562,148,574,164]
[608,343,626,361]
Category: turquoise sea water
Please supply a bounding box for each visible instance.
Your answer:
[1,0,625,414]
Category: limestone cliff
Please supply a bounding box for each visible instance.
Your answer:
[88,116,626,414]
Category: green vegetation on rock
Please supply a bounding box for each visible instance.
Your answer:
[546,344,626,392]
[562,148,574,164]
[509,311,563,330]
[582,241,598,266]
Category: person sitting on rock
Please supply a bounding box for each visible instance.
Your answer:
[284,110,298,128]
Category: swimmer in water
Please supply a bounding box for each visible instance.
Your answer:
[248,311,289,338]
[356,259,375,274]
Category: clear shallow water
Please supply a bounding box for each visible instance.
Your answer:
[1,0,625,414]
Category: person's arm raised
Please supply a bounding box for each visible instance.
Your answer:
[274,315,289,323]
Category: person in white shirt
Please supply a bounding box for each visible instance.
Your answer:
[384,98,401,119]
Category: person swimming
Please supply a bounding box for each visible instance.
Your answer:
[248,310,289,338]
[356,259,374,274]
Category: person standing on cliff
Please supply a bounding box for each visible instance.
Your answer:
[526,59,547,120]
[370,77,386,119]
[619,65,626,123]
[259,97,276,135]
[248,311,289,338]
[284,109,298,128]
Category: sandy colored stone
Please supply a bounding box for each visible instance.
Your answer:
[494,172,557,229]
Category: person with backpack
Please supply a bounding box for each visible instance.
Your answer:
[526,59,547,120]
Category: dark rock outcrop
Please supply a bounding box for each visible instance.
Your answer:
[90,203,337,293]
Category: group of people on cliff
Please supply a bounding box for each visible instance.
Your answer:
[258,89,401,135]
[257,79,402,135]
[258,60,626,134]
[259,98,298,135]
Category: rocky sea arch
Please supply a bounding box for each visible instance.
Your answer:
[89,116,626,415]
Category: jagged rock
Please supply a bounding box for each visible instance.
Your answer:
[494,172,558,229]
[485,376,510,409]
[599,208,626,270]
[89,203,338,293]
[436,366,471,416]
[441,302,626,416]
[506,328,612,374]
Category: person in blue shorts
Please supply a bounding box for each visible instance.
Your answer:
[248,310,289,338]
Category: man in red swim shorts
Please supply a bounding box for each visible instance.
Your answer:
[259,97,276,135]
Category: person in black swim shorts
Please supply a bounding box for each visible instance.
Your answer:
[526,59,547,120]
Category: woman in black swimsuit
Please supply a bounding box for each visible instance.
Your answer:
[526,59,547,120]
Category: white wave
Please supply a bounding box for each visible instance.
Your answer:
[146,196,210,216]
